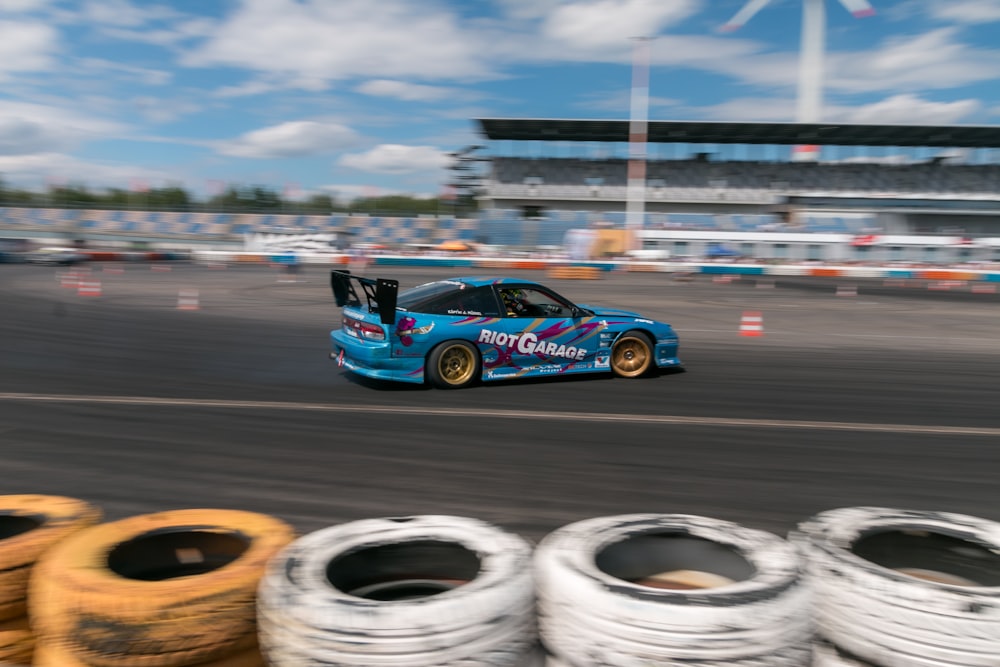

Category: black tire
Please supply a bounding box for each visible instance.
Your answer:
[611,331,653,378]
[427,340,480,389]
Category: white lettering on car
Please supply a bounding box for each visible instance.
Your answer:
[478,328,586,361]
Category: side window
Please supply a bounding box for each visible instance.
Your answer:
[429,286,500,317]
[500,287,572,318]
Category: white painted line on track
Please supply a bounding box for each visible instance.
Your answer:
[0,392,996,437]
[678,328,988,343]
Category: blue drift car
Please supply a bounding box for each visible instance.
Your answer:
[329,270,682,389]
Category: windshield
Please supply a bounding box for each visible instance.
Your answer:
[396,280,468,311]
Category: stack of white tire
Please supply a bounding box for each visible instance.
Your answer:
[258,514,539,666]
[534,514,814,666]
[791,506,1000,667]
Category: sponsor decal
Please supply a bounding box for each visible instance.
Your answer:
[448,309,483,315]
[477,328,587,361]
[595,355,610,368]
[395,317,434,346]
[636,318,653,324]
[535,365,563,374]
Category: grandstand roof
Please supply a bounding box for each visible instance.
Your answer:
[477,118,1000,148]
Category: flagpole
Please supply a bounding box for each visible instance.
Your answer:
[626,36,650,250]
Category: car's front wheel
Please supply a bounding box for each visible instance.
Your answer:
[427,340,480,389]
[611,330,653,378]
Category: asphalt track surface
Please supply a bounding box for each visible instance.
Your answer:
[1,262,999,543]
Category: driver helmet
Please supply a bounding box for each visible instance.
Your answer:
[502,288,524,310]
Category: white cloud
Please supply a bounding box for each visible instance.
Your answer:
[0,0,51,12]
[695,94,982,125]
[0,20,57,75]
[0,152,168,190]
[928,0,1000,24]
[840,94,981,125]
[218,120,360,159]
[184,0,493,83]
[828,29,1000,94]
[578,87,681,114]
[687,94,981,126]
[77,57,172,86]
[493,0,566,21]
[131,96,202,124]
[687,96,800,122]
[81,0,178,27]
[355,79,455,102]
[212,78,286,98]
[100,18,216,47]
[711,27,1000,98]
[0,101,122,155]
[543,0,698,50]
[338,144,450,174]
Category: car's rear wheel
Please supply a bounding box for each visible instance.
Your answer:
[611,331,653,378]
[427,340,480,389]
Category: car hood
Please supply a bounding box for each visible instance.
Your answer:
[577,304,644,319]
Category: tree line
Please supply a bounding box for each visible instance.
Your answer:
[0,179,479,217]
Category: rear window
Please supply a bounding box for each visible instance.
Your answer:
[396,280,469,312]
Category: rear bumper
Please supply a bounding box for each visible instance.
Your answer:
[330,330,425,384]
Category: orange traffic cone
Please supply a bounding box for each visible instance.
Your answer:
[177,288,200,311]
[739,311,763,337]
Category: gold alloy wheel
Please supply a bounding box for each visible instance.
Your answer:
[611,334,652,378]
[438,344,476,386]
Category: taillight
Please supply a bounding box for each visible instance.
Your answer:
[343,316,386,341]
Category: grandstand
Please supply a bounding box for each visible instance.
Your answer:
[0,208,480,249]
[476,118,1000,263]
[3,119,1000,264]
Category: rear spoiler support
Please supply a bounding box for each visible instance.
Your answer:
[330,270,398,325]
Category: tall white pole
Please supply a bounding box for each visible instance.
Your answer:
[797,0,825,123]
[626,36,650,244]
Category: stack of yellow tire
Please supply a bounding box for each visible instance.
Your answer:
[28,508,296,666]
[0,495,103,666]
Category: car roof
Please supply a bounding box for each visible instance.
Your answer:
[448,276,545,288]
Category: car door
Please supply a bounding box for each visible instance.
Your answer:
[495,286,601,375]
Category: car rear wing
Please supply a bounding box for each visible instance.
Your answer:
[330,270,399,325]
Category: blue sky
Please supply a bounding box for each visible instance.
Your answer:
[0,0,998,202]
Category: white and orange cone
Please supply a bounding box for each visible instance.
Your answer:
[177,288,200,311]
[77,279,102,297]
[739,311,763,337]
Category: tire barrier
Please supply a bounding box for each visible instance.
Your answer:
[0,615,33,666]
[0,494,102,622]
[546,266,601,280]
[791,507,1000,667]
[32,641,267,667]
[29,508,295,667]
[257,515,537,666]
[534,514,813,666]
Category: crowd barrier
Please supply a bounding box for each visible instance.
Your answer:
[185,250,1000,283]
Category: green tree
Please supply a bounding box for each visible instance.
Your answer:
[49,184,98,207]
